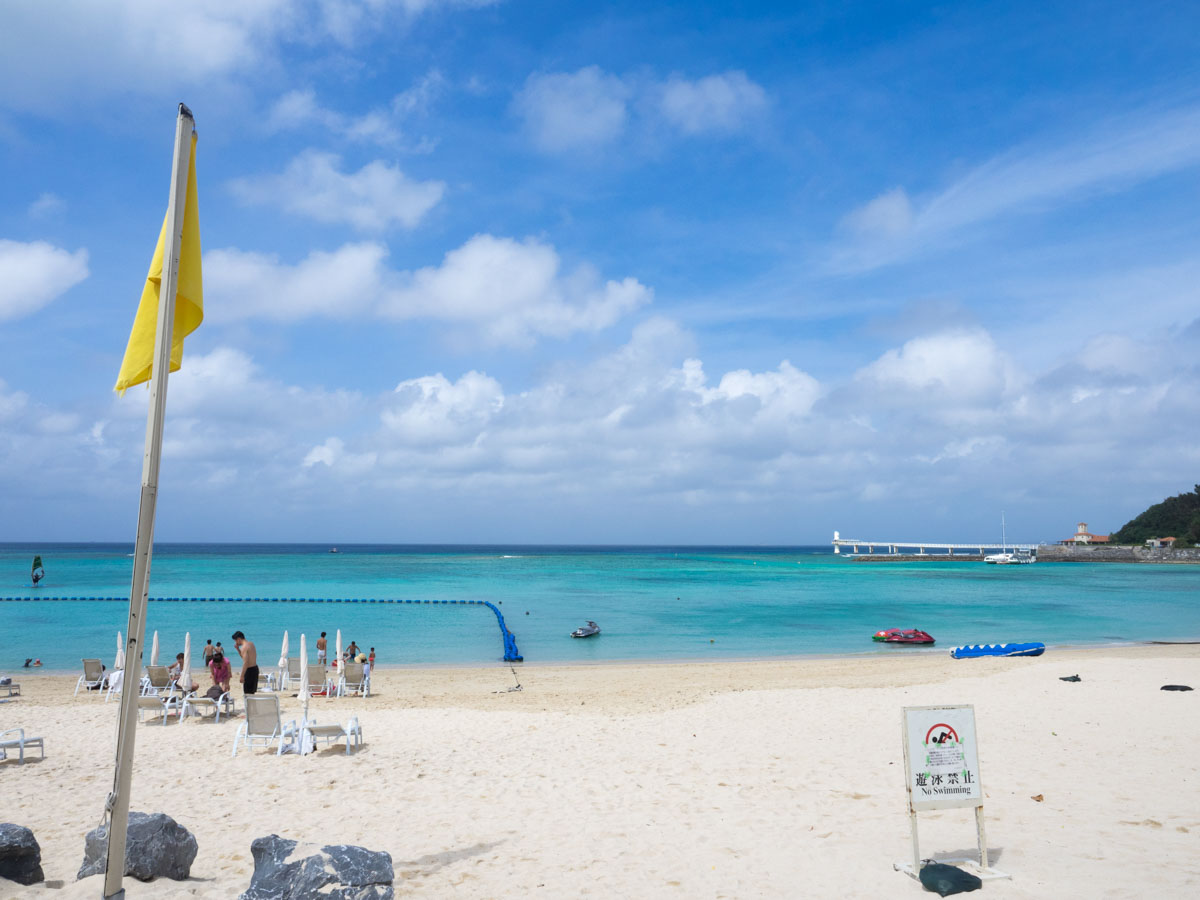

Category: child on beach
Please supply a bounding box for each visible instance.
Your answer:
[368,648,375,668]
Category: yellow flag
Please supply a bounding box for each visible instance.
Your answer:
[114,133,204,395]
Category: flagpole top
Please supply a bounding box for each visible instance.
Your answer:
[178,102,194,120]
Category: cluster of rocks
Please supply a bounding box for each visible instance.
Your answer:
[0,814,393,897]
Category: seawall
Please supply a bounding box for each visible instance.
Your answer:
[1037,544,1200,563]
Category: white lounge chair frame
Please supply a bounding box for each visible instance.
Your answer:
[302,716,363,755]
[337,661,370,697]
[232,694,299,756]
[137,691,183,725]
[183,690,234,723]
[74,658,105,697]
[1,681,19,698]
[142,665,173,696]
[0,728,44,763]
[283,657,302,691]
[306,664,329,696]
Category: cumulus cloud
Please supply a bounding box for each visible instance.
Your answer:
[513,66,631,152]
[204,233,649,343]
[659,70,767,134]
[204,242,389,322]
[0,239,89,322]
[0,2,495,110]
[382,234,652,345]
[854,329,1012,403]
[229,150,445,231]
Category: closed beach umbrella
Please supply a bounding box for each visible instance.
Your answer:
[299,633,310,752]
[179,632,193,691]
[278,630,289,669]
[115,631,125,670]
[150,630,160,666]
[335,629,342,677]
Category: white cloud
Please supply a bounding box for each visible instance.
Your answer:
[0,239,89,322]
[659,71,767,134]
[513,66,630,152]
[229,150,445,231]
[204,233,648,343]
[381,234,652,345]
[854,329,1013,406]
[0,3,497,111]
[205,242,389,321]
[28,193,64,219]
[834,104,1200,272]
[383,371,504,443]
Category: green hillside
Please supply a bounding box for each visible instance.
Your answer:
[1110,485,1200,546]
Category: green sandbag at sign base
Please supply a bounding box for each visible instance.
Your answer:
[919,862,982,896]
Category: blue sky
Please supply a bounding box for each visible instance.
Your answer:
[1,0,1198,544]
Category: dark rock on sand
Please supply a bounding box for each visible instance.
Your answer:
[77,811,197,882]
[0,823,44,885]
[240,834,394,900]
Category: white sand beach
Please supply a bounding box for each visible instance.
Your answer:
[2,645,1198,898]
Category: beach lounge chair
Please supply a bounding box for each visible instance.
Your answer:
[74,658,105,697]
[1,681,19,698]
[142,665,173,696]
[183,690,234,724]
[302,716,363,756]
[231,694,300,756]
[338,661,369,697]
[0,728,44,763]
[306,664,329,696]
[137,692,182,725]
[283,657,302,690]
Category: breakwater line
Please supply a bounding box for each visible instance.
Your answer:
[0,595,523,663]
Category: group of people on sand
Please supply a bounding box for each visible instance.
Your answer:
[186,631,374,701]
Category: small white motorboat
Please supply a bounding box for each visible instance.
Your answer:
[571,621,601,638]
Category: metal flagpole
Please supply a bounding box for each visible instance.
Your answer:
[101,102,195,900]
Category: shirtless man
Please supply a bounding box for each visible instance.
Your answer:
[232,630,259,695]
[316,632,328,664]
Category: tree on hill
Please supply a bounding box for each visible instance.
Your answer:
[1110,484,1200,546]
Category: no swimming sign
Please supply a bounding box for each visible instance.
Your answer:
[903,705,984,812]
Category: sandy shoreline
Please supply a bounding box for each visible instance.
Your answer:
[3,645,1198,897]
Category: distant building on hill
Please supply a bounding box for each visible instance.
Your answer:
[1060,522,1110,545]
[1144,536,1178,549]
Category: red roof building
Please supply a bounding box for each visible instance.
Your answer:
[1060,522,1110,545]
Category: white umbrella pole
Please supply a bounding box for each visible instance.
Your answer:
[299,633,310,754]
[102,103,195,900]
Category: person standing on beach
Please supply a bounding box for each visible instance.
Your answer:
[203,640,214,665]
[317,632,327,664]
[232,630,259,695]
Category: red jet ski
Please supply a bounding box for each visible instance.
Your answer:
[872,628,935,644]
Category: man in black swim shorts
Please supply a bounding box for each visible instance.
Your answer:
[232,630,259,695]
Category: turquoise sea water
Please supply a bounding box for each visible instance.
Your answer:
[2,543,1198,672]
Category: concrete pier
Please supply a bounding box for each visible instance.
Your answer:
[831,531,1037,559]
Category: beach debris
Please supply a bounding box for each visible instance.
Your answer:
[1031,794,1044,802]
[0,823,44,885]
[918,861,982,895]
[239,834,394,899]
[77,811,197,882]
[1059,674,1081,682]
[1160,684,1193,691]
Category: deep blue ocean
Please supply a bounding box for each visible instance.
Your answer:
[3,543,1198,672]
